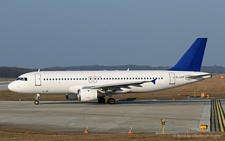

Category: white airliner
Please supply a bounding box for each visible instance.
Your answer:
[8,38,212,105]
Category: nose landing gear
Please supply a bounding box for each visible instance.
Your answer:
[34,94,40,105]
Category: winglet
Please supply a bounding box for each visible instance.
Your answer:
[170,38,207,72]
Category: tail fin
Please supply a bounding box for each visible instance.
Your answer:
[169,38,207,72]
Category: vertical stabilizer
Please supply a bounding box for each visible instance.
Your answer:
[169,38,207,72]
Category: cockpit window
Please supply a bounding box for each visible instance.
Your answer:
[16,77,28,81]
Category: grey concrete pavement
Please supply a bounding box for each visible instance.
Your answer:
[0,100,212,134]
[0,81,10,90]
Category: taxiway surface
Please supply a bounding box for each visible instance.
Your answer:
[0,99,216,134]
[0,81,10,90]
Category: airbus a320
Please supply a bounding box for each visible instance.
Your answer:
[8,38,212,105]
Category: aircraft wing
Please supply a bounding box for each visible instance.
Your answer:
[82,78,157,92]
[83,81,145,89]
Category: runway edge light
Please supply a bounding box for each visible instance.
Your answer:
[200,125,208,132]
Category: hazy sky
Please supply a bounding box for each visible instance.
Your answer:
[1,0,225,68]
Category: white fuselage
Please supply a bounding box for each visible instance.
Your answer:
[8,70,211,94]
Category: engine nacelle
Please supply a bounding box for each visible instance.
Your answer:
[77,89,98,101]
[65,94,78,100]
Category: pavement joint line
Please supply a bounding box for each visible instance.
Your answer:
[197,100,210,132]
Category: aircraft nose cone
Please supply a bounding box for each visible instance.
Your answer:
[8,82,15,91]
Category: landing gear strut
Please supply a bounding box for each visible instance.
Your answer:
[98,97,106,103]
[34,94,40,105]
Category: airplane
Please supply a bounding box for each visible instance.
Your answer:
[8,38,212,105]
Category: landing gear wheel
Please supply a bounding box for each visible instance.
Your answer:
[34,100,39,105]
[107,98,115,104]
[98,97,106,103]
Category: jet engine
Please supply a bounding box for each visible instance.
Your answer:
[77,89,98,101]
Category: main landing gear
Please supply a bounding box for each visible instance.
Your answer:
[107,98,115,104]
[98,97,106,103]
[34,94,40,105]
[98,97,116,104]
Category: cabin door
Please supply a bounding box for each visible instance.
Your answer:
[35,74,41,86]
[169,72,175,85]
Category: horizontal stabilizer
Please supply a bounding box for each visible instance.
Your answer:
[186,73,212,79]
